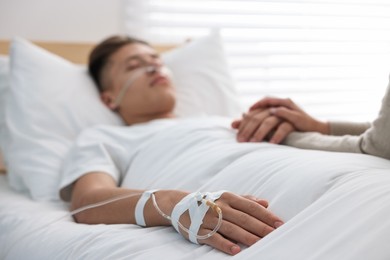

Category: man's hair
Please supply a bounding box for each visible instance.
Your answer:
[88,35,150,92]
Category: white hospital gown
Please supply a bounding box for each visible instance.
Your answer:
[59,116,253,200]
[59,117,178,200]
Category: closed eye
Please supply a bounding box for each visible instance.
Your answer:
[126,65,140,71]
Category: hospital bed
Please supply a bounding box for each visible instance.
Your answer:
[1,34,390,260]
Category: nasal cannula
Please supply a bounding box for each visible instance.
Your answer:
[112,65,168,108]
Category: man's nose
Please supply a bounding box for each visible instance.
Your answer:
[145,63,163,75]
[145,66,158,74]
[146,56,162,69]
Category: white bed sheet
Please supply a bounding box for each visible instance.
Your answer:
[0,174,226,260]
[1,129,390,259]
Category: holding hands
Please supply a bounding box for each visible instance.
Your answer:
[232,97,330,144]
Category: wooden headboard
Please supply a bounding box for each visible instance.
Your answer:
[0,39,175,64]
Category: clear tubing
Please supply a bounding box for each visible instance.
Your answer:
[151,193,223,240]
[70,191,223,241]
[112,65,173,108]
[112,66,154,108]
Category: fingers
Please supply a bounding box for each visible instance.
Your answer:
[249,116,281,142]
[256,199,269,208]
[236,110,284,143]
[237,110,273,142]
[200,230,241,255]
[224,193,283,230]
[271,107,322,133]
[250,97,298,111]
[218,192,283,230]
[216,220,261,247]
[221,206,276,239]
[200,208,268,253]
[268,121,295,144]
[242,195,269,208]
[231,119,241,129]
[197,193,283,255]
[249,97,276,111]
[249,97,326,134]
[270,107,302,126]
[233,99,301,144]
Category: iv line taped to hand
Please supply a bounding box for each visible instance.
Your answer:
[150,190,224,243]
[70,190,224,243]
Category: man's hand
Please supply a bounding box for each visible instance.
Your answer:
[232,108,295,144]
[163,192,283,255]
[71,174,284,256]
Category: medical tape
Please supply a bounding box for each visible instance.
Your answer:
[135,189,159,226]
[171,191,225,244]
[170,193,196,233]
[188,197,209,243]
[188,191,225,243]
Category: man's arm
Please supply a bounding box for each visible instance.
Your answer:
[69,172,284,255]
[70,172,174,225]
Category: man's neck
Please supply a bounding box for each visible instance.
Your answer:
[124,112,176,126]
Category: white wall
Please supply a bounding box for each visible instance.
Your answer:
[0,0,125,170]
[0,0,124,42]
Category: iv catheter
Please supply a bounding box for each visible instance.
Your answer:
[69,191,223,241]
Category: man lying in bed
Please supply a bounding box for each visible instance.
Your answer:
[59,35,285,256]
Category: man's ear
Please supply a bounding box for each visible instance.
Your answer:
[100,92,117,110]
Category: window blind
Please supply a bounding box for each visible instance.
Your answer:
[124,0,390,121]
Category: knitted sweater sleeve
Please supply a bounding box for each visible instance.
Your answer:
[329,121,371,136]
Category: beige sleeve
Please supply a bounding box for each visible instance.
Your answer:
[280,121,371,154]
[283,77,390,160]
[329,121,371,136]
[283,132,364,154]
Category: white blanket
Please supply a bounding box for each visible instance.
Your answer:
[1,117,390,259]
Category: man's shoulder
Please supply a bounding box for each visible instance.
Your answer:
[75,124,127,141]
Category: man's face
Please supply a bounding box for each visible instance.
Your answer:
[101,43,176,124]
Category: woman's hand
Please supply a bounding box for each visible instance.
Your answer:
[232,97,330,144]
[250,97,330,135]
[158,191,283,256]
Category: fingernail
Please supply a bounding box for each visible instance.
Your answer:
[257,199,269,207]
[249,138,256,142]
[274,221,284,228]
[269,108,276,114]
[231,245,241,255]
[237,136,245,142]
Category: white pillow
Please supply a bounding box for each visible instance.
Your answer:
[2,33,241,201]
[4,39,123,200]
[164,32,242,117]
